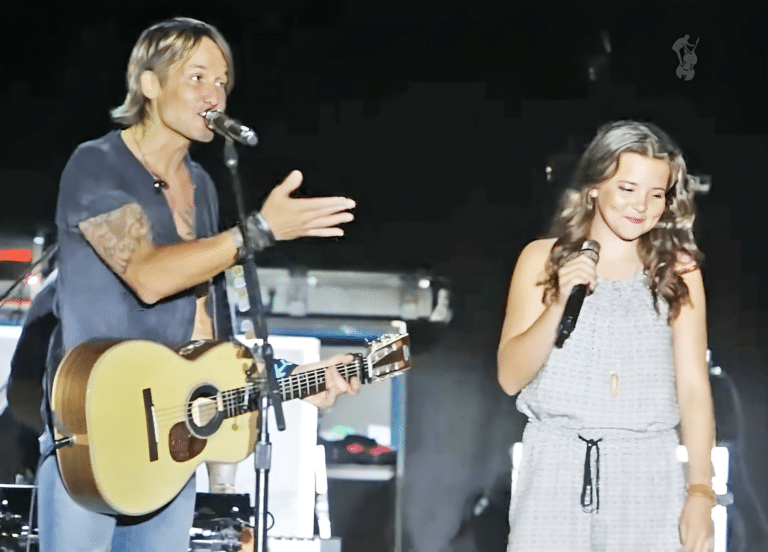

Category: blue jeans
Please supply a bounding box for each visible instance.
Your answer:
[37,429,196,552]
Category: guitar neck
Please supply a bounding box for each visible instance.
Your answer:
[211,355,367,422]
[214,332,409,422]
[279,354,366,401]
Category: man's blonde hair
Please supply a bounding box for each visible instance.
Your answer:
[111,17,234,127]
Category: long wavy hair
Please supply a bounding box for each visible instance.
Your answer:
[541,120,703,321]
[111,17,235,127]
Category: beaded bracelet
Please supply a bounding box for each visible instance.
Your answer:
[687,484,717,505]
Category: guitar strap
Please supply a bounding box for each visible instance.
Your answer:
[40,321,63,460]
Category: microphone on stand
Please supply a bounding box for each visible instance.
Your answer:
[204,110,258,146]
[555,239,600,348]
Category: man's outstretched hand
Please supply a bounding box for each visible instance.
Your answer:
[259,171,355,241]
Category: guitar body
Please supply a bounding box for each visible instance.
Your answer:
[51,332,411,516]
[51,339,260,516]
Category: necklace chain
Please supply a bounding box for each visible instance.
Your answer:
[129,128,195,191]
[130,128,165,186]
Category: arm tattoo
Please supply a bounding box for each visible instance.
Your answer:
[79,202,152,275]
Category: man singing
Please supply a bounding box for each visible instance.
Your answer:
[38,17,360,551]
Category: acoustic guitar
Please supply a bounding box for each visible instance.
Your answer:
[50,333,410,516]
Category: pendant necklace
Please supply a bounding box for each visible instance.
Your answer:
[130,129,168,191]
[609,371,619,397]
[129,128,196,239]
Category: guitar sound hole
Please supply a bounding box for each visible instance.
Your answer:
[185,384,223,438]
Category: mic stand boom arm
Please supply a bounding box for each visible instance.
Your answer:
[223,136,285,552]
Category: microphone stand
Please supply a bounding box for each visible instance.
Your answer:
[222,136,285,552]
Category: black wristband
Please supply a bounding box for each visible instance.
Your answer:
[238,212,276,260]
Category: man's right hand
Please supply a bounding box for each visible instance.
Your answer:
[259,170,355,241]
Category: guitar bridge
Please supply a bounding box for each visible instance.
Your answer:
[143,388,159,462]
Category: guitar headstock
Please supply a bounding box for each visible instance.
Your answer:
[363,333,411,382]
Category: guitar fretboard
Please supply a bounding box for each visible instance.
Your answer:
[201,357,366,421]
[279,359,364,401]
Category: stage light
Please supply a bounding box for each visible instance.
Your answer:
[0,249,32,262]
[510,442,524,495]
[314,445,331,539]
[690,174,712,195]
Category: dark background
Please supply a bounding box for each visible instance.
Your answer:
[1,1,767,550]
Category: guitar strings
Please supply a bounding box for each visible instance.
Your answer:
[278,361,363,399]
[149,359,365,429]
[151,337,401,423]
[140,337,407,437]
[159,361,363,426]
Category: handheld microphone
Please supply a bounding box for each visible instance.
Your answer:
[555,239,600,348]
[203,110,258,146]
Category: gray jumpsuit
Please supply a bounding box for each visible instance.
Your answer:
[507,271,685,552]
